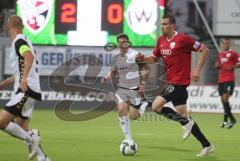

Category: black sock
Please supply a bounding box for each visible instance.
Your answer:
[224,102,236,122]
[223,113,228,122]
[223,102,229,122]
[156,107,189,126]
[191,122,211,147]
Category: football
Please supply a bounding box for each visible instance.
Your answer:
[120,139,137,156]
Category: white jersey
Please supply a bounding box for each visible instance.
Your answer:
[10,34,41,100]
[112,48,140,89]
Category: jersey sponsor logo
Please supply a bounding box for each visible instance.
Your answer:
[17,0,53,34]
[220,58,228,63]
[170,42,175,49]
[125,71,140,80]
[126,0,158,35]
[161,49,172,56]
[193,41,201,49]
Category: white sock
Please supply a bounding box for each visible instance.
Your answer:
[119,116,132,139]
[139,101,148,116]
[37,145,47,159]
[24,131,46,159]
[4,122,33,143]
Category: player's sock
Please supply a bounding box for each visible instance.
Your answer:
[223,113,228,122]
[223,103,228,122]
[156,107,189,126]
[37,145,48,159]
[139,99,148,116]
[224,102,236,122]
[191,122,211,147]
[4,121,33,143]
[119,116,132,139]
[28,130,46,158]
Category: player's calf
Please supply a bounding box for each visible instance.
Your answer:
[0,111,14,130]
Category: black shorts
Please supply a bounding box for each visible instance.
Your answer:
[160,85,188,106]
[218,81,235,96]
[4,93,35,120]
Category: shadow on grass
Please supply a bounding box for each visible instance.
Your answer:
[141,145,193,152]
[183,156,226,161]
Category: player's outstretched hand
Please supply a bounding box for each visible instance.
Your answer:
[191,70,200,82]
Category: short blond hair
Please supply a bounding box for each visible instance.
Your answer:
[8,15,24,29]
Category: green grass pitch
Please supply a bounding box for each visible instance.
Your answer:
[0,110,239,161]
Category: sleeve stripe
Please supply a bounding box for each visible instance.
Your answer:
[196,44,203,52]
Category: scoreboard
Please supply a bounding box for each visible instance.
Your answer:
[16,0,165,46]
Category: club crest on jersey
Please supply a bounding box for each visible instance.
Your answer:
[17,0,53,34]
[170,42,175,49]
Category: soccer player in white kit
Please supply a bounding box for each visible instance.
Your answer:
[101,34,149,141]
[0,15,50,161]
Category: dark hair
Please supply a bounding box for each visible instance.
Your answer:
[162,15,176,25]
[223,38,230,42]
[116,33,129,42]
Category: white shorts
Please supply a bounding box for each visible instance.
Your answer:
[4,92,36,119]
[115,87,142,108]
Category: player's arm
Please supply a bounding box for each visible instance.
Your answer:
[191,44,209,81]
[232,52,240,69]
[21,51,34,92]
[225,52,240,71]
[144,55,159,63]
[225,63,240,71]
[144,38,162,63]
[135,53,159,63]
[234,63,240,68]
[0,75,15,90]
[101,70,118,83]
[102,54,119,83]
[140,64,150,85]
[16,40,34,92]
[138,63,151,95]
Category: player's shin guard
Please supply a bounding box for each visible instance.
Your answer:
[191,122,211,147]
[156,107,189,126]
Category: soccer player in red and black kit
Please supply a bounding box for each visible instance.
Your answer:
[137,15,214,157]
[215,38,240,129]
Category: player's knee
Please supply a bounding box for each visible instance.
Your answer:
[117,108,128,117]
[221,94,230,103]
[221,97,228,103]
[151,96,165,112]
